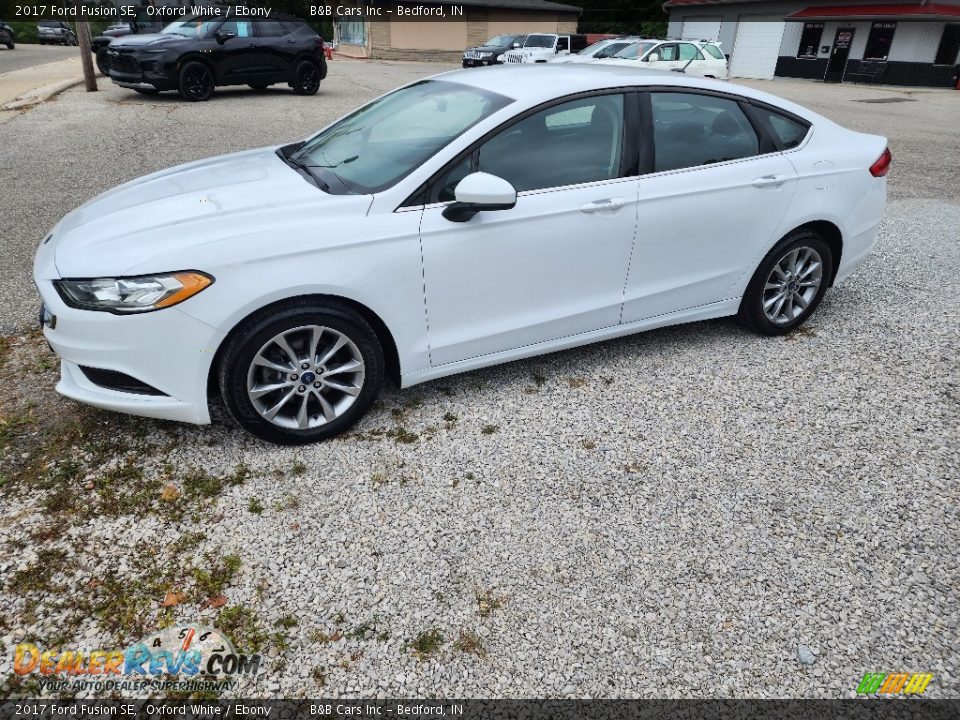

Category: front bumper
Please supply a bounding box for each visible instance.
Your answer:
[35,281,225,425]
[462,57,495,67]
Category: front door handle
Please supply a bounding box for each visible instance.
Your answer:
[752,174,790,188]
[580,198,626,213]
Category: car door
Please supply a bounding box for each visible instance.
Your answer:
[418,92,639,367]
[647,43,679,71]
[254,20,293,81]
[211,20,262,84]
[621,91,798,323]
[677,42,707,75]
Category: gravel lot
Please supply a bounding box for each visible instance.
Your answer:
[0,61,957,699]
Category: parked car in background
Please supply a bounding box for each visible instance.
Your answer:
[37,21,77,46]
[92,20,166,75]
[548,37,639,64]
[598,39,729,79]
[35,65,889,444]
[462,34,527,67]
[499,33,588,63]
[104,14,327,101]
[0,20,14,49]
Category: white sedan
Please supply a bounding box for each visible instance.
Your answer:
[598,39,729,79]
[34,65,890,444]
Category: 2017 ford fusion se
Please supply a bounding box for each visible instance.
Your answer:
[34,65,890,444]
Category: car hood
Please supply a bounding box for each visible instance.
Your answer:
[466,45,510,53]
[45,147,372,278]
[109,33,181,49]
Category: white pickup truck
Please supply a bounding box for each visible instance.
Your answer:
[498,33,588,64]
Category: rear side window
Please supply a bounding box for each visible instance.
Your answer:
[656,44,678,61]
[702,44,725,59]
[258,21,283,37]
[679,43,703,60]
[651,92,759,172]
[755,108,810,149]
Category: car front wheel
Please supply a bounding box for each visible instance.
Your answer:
[218,302,384,444]
[178,61,215,101]
[292,60,321,95]
[738,230,833,335]
[95,48,109,75]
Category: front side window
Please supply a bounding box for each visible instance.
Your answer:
[797,23,824,59]
[294,80,511,194]
[557,37,569,52]
[218,21,253,38]
[524,35,556,48]
[476,94,625,193]
[864,22,896,60]
[615,41,657,60]
[651,92,759,172]
[653,44,678,62]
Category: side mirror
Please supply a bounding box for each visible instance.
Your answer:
[442,172,517,222]
[647,52,660,62]
[215,31,235,45]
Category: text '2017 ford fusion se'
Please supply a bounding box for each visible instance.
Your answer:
[34,65,890,444]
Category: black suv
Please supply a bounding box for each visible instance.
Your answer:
[0,20,14,50]
[92,21,165,75]
[105,14,327,101]
[462,34,527,67]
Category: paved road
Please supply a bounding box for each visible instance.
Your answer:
[0,43,77,74]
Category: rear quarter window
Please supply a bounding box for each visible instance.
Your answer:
[702,45,725,59]
[757,108,810,149]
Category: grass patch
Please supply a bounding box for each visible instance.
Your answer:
[247,497,264,515]
[480,424,499,435]
[454,631,485,658]
[476,588,503,618]
[191,554,241,601]
[408,629,444,659]
[216,606,269,654]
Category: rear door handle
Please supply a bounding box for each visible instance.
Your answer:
[580,198,626,213]
[752,174,790,188]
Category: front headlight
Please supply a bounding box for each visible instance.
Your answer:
[480,51,494,58]
[54,271,213,314]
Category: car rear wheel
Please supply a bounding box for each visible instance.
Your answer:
[292,60,321,95]
[218,302,384,444]
[738,230,833,336]
[178,61,215,102]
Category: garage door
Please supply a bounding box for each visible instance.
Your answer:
[681,17,722,42]
[729,17,786,79]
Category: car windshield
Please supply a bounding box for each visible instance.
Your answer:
[483,35,519,47]
[578,39,612,55]
[292,80,512,194]
[524,35,555,48]
[161,19,219,38]
[614,41,658,60]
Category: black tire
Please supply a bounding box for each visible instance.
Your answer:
[248,83,269,90]
[5,40,13,50]
[738,230,834,336]
[292,60,321,95]
[95,48,109,76]
[218,301,384,445]
[134,88,159,96]
[178,60,215,102]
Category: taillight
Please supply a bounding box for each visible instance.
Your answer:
[869,147,892,177]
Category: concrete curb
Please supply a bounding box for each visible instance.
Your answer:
[2,76,85,111]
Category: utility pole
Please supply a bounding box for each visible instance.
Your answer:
[76,21,97,92]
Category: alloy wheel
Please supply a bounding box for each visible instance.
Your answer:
[245,325,365,430]
[762,246,823,325]
[297,64,319,92]
[184,66,212,99]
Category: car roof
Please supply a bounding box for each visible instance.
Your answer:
[435,64,822,124]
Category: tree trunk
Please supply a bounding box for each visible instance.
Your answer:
[76,22,97,92]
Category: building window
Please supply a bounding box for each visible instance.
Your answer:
[336,20,367,46]
[863,22,896,61]
[934,23,960,65]
[797,23,824,59]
